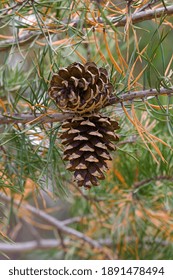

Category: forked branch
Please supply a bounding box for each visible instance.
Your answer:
[0,192,102,250]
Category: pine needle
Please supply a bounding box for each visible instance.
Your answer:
[103,29,124,74]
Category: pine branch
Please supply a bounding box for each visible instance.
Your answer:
[0,239,63,253]
[0,192,102,251]
[98,237,171,247]
[134,175,173,189]
[1,5,173,51]
[62,216,82,225]
[113,3,173,27]
[0,112,73,125]
[137,0,160,12]
[0,31,44,52]
[0,87,172,125]
[117,136,138,146]
[0,236,170,254]
[108,87,173,105]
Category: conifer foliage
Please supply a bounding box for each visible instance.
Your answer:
[0,0,173,261]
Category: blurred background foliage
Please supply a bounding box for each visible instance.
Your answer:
[0,0,173,260]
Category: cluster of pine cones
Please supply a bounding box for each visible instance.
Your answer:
[49,62,119,188]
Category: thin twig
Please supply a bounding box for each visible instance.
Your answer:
[108,87,173,105]
[0,31,41,52]
[0,192,102,250]
[111,4,173,26]
[0,239,63,253]
[62,216,82,225]
[0,112,74,125]
[137,0,161,12]
[134,175,173,189]
[0,5,173,51]
[99,237,172,247]
[0,87,172,125]
[0,235,170,254]
[117,136,138,146]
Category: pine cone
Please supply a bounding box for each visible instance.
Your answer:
[59,113,119,188]
[49,62,114,114]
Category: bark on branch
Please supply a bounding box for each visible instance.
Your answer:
[0,239,62,253]
[111,4,173,27]
[134,175,173,189]
[0,236,170,254]
[0,87,172,125]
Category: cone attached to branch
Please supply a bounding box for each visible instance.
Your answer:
[49,62,114,114]
[49,61,120,188]
[59,113,119,188]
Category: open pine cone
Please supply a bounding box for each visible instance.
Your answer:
[59,113,119,188]
[49,62,114,114]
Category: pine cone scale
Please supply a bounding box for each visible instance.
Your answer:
[58,114,119,188]
[49,62,114,114]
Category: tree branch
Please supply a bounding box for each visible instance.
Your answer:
[98,237,171,247]
[0,87,172,125]
[1,5,173,51]
[108,87,173,105]
[137,0,160,12]
[0,31,42,52]
[0,235,170,254]
[134,175,173,189]
[111,4,173,27]
[0,239,62,253]
[0,112,73,125]
[0,192,102,250]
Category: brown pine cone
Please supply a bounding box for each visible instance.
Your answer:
[48,62,114,114]
[59,113,119,188]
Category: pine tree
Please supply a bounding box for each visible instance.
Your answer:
[0,0,173,260]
